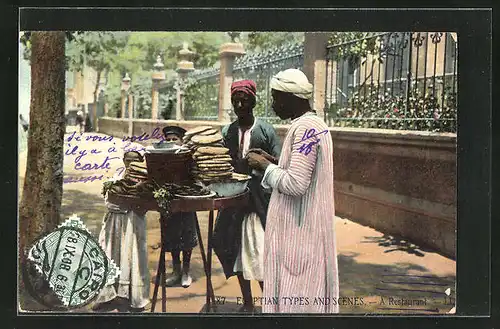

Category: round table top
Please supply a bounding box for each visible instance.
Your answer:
[107,189,250,213]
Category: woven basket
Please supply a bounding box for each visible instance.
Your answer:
[145,150,193,185]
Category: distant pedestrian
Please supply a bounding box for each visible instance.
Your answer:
[76,111,85,134]
[85,113,93,132]
[19,114,29,132]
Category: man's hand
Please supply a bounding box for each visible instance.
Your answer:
[246,152,271,171]
[247,148,277,164]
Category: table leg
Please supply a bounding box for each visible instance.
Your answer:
[151,246,165,313]
[161,250,167,312]
[206,209,215,312]
[194,216,216,309]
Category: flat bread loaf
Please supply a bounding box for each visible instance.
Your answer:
[191,133,223,145]
[196,146,230,155]
[185,126,213,137]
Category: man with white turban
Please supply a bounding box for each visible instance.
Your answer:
[246,68,339,313]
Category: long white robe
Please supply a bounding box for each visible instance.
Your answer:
[232,123,265,281]
[94,196,150,309]
[261,112,339,313]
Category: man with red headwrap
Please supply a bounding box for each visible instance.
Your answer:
[213,79,282,313]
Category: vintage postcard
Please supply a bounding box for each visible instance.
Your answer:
[18,29,458,315]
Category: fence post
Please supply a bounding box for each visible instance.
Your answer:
[152,55,165,120]
[303,33,330,119]
[218,42,245,122]
[176,42,195,121]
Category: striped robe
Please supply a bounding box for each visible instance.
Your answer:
[261,112,339,313]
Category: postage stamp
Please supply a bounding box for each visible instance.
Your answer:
[25,215,119,309]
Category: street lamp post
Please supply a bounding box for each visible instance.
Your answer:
[151,56,165,120]
[175,42,195,120]
[121,72,131,118]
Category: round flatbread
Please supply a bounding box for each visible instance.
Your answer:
[193,154,233,161]
[196,146,230,155]
[197,162,232,168]
[130,161,147,170]
[185,126,213,137]
[195,159,232,165]
[232,173,251,181]
[124,169,144,178]
[191,134,223,145]
[194,170,233,175]
[193,167,232,173]
[198,129,219,136]
[194,172,233,178]
[128,167,148,175]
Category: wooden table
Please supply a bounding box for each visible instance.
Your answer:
[108,190,250,313]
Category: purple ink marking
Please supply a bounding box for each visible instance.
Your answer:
[115,167,125,176]
[74,156,121,171]
[294,128,327,155]
[298,140,320,155]
[66,132,82,143]
[63,174,104,184]
[75,149,88,163]
[122,141,146,153]
[293,128,328,145]
[85,135,114,142]
[122,128,165,143]
[65,144,78,156]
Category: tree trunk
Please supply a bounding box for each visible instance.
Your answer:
[92,69,102,131]
[19,32,66,263]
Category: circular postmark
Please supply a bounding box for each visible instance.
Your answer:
[23,215,119,310]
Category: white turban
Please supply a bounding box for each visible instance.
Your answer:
[270,68,313,99]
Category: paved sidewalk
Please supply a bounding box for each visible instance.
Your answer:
[18,131,456,315]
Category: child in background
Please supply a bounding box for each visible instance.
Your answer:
[93,151,150,312]
[160,126,198,288]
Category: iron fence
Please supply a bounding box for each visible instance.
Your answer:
[183,69,220,121]
[183,43,304,123]
[324,32,458,132]
[231,43,304,124]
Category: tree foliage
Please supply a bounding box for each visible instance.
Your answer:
[66,32,130,72]
[243,32,304,53]
[20,31,309,120]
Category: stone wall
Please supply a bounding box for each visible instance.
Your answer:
[98,117,457,258]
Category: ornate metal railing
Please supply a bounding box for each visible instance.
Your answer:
[184,42,304,123]
[232,43,303,123]
[324,32,457,132]
[184,70,219,121]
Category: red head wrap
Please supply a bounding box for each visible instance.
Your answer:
[231,80,257,98]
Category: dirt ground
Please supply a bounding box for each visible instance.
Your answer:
[18,128,456,315]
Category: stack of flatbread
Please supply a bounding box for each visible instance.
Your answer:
[124,161,149,184]
[108,162,154,198]
[183,126,224,151]
[183,126,234,183]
